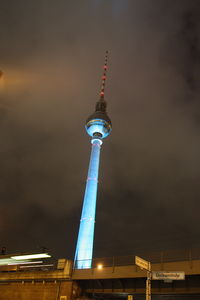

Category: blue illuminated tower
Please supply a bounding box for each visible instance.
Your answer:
[74,52,112,269]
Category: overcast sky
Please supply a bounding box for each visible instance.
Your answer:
[0,0,200,260]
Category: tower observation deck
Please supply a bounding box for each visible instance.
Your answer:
[74,52,112,269]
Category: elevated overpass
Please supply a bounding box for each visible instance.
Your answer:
[72,251,200,297]
[1,248,200,299]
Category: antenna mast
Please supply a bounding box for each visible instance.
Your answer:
[100,51,108,100]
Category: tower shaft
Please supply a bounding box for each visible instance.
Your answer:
[75,139,102,269]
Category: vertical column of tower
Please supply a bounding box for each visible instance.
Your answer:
[74,52,112,269]
[75,138,102,269]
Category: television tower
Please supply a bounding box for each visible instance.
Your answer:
[74,51,112,269]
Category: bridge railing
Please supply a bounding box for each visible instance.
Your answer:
[74,247,200,269]
[2,248,200,272]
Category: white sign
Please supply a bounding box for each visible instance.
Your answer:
[152,271,185,281]
[135,256,150,271]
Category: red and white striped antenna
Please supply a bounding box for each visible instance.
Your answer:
[99,51,108,100]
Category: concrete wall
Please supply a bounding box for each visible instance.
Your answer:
[0,280,77,300]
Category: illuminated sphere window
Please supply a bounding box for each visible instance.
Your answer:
[86,111,112,139]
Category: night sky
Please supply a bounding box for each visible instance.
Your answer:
[0,0,200,260]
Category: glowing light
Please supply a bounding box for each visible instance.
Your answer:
[86,119,112,138]
[8,261,43,266]
[97,264,103,270]
[0,259,20,266]
[20,264,53,269]
[11,253,51,260]
[91,138,102,145]
[74,138,102,269]
[0,259,30,266]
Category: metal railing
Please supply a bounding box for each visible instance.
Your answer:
[74,247,200,269]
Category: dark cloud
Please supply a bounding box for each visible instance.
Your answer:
[0,0,200,260]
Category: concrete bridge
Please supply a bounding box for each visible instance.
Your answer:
[1,249,200,299]
[72,258,200,297]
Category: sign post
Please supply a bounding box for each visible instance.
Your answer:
[146,265,151,300]
[135,256,185,300]
[135,256,151,300]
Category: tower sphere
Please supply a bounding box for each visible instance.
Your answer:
[85,108,112,139]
